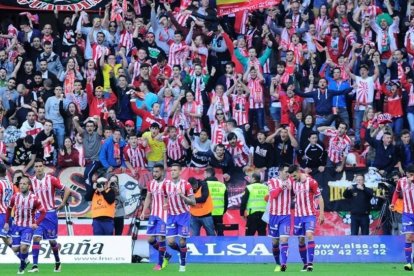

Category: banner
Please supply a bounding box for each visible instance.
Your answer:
[217,0,281,16]
[0,236,131,263]
[1,0,110,11]
[150,236,404,263]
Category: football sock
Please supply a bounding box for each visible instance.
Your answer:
[405,243,412,264]
[299,244,307,264]
[158,241,166,266]
[281,243,289,265]
[32,241,40,265]
[179,244,187,266]
[50,241,61,263]
[307,241,315,264]
[272,244,280,265]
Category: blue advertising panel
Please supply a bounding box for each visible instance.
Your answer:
[150,236,405,263]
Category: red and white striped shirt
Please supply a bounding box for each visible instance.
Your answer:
[164,179,193,215]
[147,179,167,221]
[231,94,249,126]
[292,176,321,217]
[119,30,133,54]
[9,192,44,227]
[226,141,249,167]
[164,135,186,161]
[0,179,13,213]
[248,77,264,109]
[31,174,65,211]
[0,141,6,164]
[395,177,414,214]
[123,143,147,168]
[168,42,189,67]
[211,121,226,146]
[324,129,351,164]
[268,178,292,216]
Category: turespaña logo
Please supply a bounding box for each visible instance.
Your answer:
[16,0,106,11]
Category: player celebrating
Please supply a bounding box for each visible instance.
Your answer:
[3,175,46,274]
[141,164,172,270]
[267,164,293,272]
[164,164,196,272]
[29,159,72,273]
[288,165,324,272]
[390,164,414,271]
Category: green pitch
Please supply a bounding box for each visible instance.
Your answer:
[0,263,410,275]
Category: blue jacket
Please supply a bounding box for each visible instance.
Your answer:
[295,87,353,116]
[321,64,351,108]
[99,136,127,169]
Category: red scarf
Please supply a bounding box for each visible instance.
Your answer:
[113,142,121,165]
[64,70,76,95]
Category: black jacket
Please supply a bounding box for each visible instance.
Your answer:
[343,185,373,215]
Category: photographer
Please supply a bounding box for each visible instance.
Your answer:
[85,176,116,235]
[343,174,373,235]
[109,174,127,235]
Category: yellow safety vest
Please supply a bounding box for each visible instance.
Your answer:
[207,181,227,216]
[246,183,268,214]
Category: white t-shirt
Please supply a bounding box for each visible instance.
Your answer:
[355,76,375,110]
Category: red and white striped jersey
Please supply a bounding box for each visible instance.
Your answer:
[0,179,13,213]
[247,77,264,109]
[147,179,167,221]
[268,177,292,216]
[119,30,133,54]
[395,177,414,214]
[168,42,189,67]
[231,94,249,126]
[324,129,351,164]
[31,174,65,211]
[9,192,44,227]
[164,135,186,161]
[182,102,202,133]
[163,179,193,215]
[0,141,6,164]
[226,141,249,167]
[292,176,321,217]
[123,144,147,168]
[211,121,226,146]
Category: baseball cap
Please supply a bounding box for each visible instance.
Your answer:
[125,120,135,127]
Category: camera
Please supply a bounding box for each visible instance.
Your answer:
[109,181,118,189]
[96,177,108,189]
[96,182,104,189]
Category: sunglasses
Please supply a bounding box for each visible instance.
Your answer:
[216,113,224,115]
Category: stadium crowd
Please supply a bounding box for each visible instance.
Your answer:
[0,0,413,230]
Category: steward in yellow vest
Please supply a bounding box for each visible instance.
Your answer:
[240,174,268,236]
[85,177,116,235]
[188,178,216,236]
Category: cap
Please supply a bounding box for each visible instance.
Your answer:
[125,120,135,127]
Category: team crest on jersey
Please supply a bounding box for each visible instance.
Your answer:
[16,0,106,11]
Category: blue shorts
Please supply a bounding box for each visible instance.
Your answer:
[34,211,58,240]
[294,215,316,236]
[0,213,12,238]
[147,215,166,236]
[166,212,190,238]
[402,213,414,234]
[11,226,33,246]
[268,215,291,238]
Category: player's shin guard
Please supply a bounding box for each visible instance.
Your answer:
[32,241,40,265]
[405,243,413,264]
[272,245,280,265]
[158,241,166,266]
[50,241,61,263]
[281,243,289,265]
[299,244,307,264]
[179,244,187,266]
[307,241,315,264]
[149,239,160,251]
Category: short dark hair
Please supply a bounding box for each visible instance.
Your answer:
[227,132,237,141]
[171,163,182,169]
[338,121,348,130]
[0,164,6,177]
[34,158,44,164]
[407,164,414,174]
[24,135,34,144]
[288,164,299,174]
[401,129,411,136]
[205,167,215,177]
[153,164,164,171]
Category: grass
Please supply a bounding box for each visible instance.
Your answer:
[0,263,411,275]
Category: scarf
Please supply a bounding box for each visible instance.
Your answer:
[113,142,121,165]
[248,77,263,104]
[64,70,76,95]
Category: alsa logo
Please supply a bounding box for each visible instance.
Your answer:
[187,243,272,256]
[0,239,104,257]
[16,0,104,11]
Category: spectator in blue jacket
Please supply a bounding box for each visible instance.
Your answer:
[99,129,127,173]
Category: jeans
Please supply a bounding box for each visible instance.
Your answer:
[354,110,365,144]
[392,117,403,137]
[249,108,266,131]
[336,107,350,127]
[53,123,65,149]
[269,105,281,122]
[190,215,216,236]
[314,115,334,141]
